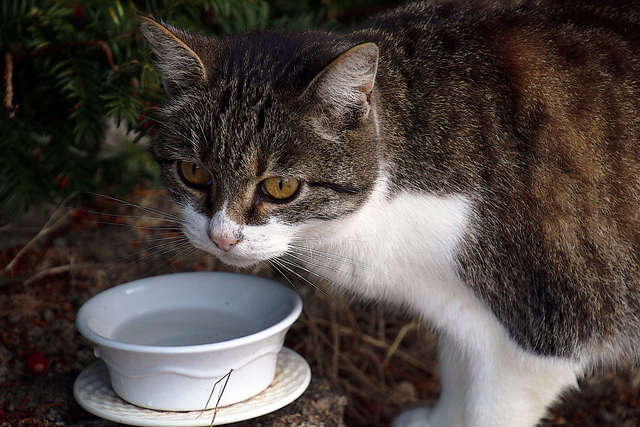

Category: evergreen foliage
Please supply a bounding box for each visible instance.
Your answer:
[1,0,397,220]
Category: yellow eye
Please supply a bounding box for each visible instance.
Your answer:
[178,161,212,187]
[262,176,300,200]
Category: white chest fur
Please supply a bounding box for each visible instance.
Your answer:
[296,185,479,328]
[299,188,582,427]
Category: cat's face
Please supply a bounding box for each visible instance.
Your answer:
[139,16,381,267]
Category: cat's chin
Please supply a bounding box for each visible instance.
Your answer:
[217,255,263,269]
[207,250,268,269]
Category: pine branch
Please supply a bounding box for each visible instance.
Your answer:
[3,52,16,118]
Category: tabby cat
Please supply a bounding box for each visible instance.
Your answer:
[138,1,640,425]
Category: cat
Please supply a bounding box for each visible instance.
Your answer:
[138,1,640,425]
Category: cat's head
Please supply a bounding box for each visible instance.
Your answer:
[139,15,382,267]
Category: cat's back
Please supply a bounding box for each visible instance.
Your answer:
[363,0,640,34]
[359,0,640,85]
[357,0,640,362]
[336,0,640,362]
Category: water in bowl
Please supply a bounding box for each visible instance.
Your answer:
[110,308,263,346]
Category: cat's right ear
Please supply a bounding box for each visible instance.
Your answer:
[303,42,379,135]
[137,14,210,97]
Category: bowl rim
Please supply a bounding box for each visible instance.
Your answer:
[76,271,303,354]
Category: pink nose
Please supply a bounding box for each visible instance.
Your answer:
[211,237,240,252]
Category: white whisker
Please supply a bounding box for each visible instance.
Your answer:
[131,242,194,274]
[270,258,338,308]
[289,244,366,269]
[290,233,375,244]
[82,219,185,231]
[114,233,188,248]
[267,260,306,304]
[88,192,185,223]
[283,251,346,279]
[101,236,187,268]
[287,242,403,292]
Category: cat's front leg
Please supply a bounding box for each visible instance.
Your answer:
[394,330,580,427]
[392,333,467,427]
[392,407,435,427]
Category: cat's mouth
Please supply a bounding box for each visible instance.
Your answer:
[178,205,292,269]
[191,239,279,269]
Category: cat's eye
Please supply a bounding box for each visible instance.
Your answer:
[178,161,212,187]
[262,176,300,200]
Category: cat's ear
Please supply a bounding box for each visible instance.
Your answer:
[137,14,211,97]
[305,42,379,132]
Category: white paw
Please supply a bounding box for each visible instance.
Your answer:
[392,406,433,427]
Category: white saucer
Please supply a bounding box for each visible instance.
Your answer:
[74,348,311,426]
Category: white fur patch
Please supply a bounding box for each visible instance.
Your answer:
[295,178,472,323]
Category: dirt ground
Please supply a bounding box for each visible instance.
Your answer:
[1,190,640,426]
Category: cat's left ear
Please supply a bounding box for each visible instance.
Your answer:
[138,14,211,97]
[305,42,379,130]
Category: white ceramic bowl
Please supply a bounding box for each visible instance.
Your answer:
[76,272,302,411]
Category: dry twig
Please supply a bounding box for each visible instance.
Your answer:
[194,368,234,426]
[22,263,97,286]
[3,40,119,119]
[3,194,76,272]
